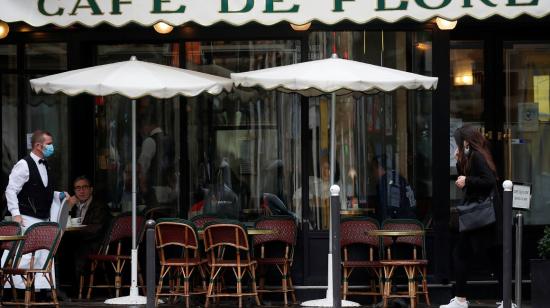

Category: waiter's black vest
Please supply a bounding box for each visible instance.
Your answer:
[17,155,54,219]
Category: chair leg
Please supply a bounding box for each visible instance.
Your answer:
[24,273,33,308]
[342,267,348,300]
[422,266,430,305]
[156,265,166,306]
[236,266,243,308]
[79,274,84,300]
[205,266,216,308]
[250,265,260,306]
[404,265,417,308]
[282,264,289,306]
[49,272,59,307]
[288,275,297,304]
[87,261,97,300]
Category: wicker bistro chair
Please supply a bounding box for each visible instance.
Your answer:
[80,213,145,299]
[0,222,22,266]
[379,219,430,308]
[253,216,297,305]
[1,222,62,307]
[190,214,220,229]
[340,217,384,301]
[202,222,260,308]
[155,218,207,307]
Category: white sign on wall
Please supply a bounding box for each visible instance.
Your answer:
[512,183,531,210]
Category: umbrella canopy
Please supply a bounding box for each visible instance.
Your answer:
[230,54,438,307]
[31,56,233,98]
[231,54,438,96]
[29,56,232,305]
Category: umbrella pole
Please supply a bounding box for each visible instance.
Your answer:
[105,99,146,305]
[301,93,358,307]
[130,98,138,296]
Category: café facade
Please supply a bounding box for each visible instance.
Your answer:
[1,0,550,301]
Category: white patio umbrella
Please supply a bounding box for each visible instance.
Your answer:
[30,56,232,305]
[231,54,438,307]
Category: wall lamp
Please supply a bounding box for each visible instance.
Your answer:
[436,17,458,30]
[0,20,10,39]
[290,22,311,31]
[153,22,174,34]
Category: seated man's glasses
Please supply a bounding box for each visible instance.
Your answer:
[74,185,90,191]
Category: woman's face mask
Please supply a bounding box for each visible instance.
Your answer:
[463,141,470,156]
[42,144,54,158]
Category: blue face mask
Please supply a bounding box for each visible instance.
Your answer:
[43,144,54,158]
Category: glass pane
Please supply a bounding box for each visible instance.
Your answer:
[97,44,180,65]
[306,31,433,230]
[25,43,67,70]
[95,44,180,214]
[0,44,17,70]
[504,43,550,225]
[449,41,485,206]
[25,76,69,189]
[185,40,302,223]
[2,74,18,189]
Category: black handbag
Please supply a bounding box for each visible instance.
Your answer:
[457,191,496,232]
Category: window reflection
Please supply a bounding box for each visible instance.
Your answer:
[1,74,18,190]
[306,31,433,230]
[185,40,302,222]
[95,44,180,214]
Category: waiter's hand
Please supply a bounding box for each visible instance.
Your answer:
[455,175,466,189]
[13,215,23,225]
[67,195,78,208]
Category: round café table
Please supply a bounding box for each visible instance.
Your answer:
[340,208,375,216]
[366,229,426,308]
[197,228,275,239]
[0,235,26,242]
[65,225,87,232]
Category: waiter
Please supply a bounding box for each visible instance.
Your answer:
[4,129,66,290]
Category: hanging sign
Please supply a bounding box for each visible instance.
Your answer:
[1,0,549,27]
[512,183,531,210]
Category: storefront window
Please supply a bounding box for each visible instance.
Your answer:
[504,43,550,225]
[95,44,181,214]
[306,31,433,230]
[25,43,67,70]
[1,74,18,189]
[185,40,302,222]
[25,80,69,189]
[0,44,17,69]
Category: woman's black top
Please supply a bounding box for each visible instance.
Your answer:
[460,150,496,202]
[459,150,502,242]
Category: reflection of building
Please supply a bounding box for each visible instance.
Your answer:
[1,5,550,300]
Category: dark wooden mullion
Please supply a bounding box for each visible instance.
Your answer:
[431,27,451,284]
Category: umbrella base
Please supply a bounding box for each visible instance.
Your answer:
[301,298,360,307]
[104,295,146,305]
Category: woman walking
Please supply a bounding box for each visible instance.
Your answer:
[441,125,500,308]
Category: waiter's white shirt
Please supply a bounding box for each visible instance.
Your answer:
[4,152,59,217]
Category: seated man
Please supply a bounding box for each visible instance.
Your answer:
[58,176,112,295]
[371,157,417,221]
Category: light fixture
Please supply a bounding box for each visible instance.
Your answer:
[153,22,173,34]
[0,20,9,39]
[454,74,473,86]
[436,17,457,30]
[290,22,311,31]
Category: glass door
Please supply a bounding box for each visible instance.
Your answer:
[449,41,488,206]
[504,43,550,225]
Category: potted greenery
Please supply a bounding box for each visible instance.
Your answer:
[531,226,550,307]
